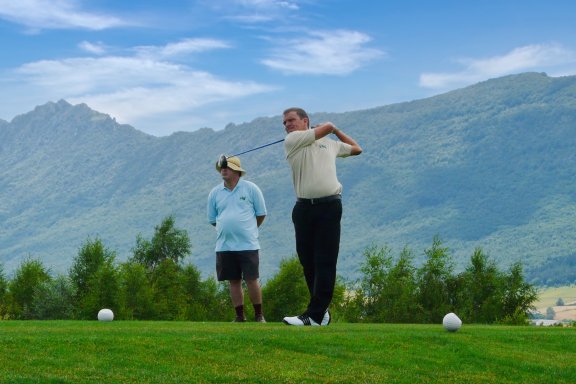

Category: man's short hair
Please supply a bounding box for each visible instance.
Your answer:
[283,107,308,120]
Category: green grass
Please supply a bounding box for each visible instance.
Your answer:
[0,321,574,383]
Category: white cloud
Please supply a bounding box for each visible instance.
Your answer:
[262,29,384,75]
[236,0,300,10]
[210,0,301,23]
[226,14,275,23]
[420,43,576,89]
[134,38,232,60]
[79,41,107,55]
[0,0,130,30]
[6,39,276,134]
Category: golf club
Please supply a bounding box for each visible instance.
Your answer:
[217,138,284,169]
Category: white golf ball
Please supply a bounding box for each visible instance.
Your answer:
[97,308,114,322]
[442,312,462,332]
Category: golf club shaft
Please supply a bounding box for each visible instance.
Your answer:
[231,138,284,157]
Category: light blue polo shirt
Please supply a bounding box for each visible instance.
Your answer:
[207,179,267,252]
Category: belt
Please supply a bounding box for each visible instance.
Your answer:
[296,194,341,205]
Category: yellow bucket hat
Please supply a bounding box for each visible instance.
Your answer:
[215,155,246,176]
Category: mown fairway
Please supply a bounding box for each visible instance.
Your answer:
[0,321,574,383]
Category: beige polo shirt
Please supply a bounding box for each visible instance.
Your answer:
[284,129,352,199]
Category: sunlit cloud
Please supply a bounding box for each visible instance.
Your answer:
[235,0,300,10]
[79,41,108,55]
[134,38,232,60]
[0,0,130,31]
[262,29,384,75]
[8,40,275,134]
[210,0,300,23]
[234,0,300,9]
[420,43,576,89]
[227,14,275,23]
[69,70,271,124]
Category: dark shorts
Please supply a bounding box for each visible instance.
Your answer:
[216,250,260,281]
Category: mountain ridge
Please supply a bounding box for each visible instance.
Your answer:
[1,72,575,284]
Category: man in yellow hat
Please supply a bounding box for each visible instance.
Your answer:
[207,156,267,322]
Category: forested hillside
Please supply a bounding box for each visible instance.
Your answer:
[1,72,575,284]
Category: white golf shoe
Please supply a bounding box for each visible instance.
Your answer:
[321,310,331,325]
[283,310,331,326]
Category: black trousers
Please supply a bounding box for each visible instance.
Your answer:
[292,199,342,323]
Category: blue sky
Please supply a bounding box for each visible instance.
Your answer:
[1,0,575,136]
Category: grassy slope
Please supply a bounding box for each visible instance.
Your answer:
[3,74,576,283]
[536,286,576,307]
[535,286,576,320]
[0,321,574,383]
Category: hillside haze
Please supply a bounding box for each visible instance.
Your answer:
[1,72,575,283]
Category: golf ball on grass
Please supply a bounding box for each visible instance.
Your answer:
[442,312,462,332]
[97,308,114,322]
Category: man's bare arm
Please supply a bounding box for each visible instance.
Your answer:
[256,215,266,227]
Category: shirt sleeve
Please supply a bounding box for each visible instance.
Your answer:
[251,184,267,217]
[284,129,316,158]
[337,141,353,157]
[207,188,217,224]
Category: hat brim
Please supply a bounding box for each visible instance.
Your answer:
[226,163,246,175]
[215,156,246,175]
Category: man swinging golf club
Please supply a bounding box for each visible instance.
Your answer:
[281,107,362,326]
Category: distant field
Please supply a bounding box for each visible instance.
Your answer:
[535,285,576,320]
[0,321,574,383]
[536,286,576,306]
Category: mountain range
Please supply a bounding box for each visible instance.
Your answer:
[1,72,575,284]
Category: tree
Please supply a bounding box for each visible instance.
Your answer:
[416,236,453,323]
[329,276,347,322]
[499,262,538,325]
[343,245,419,323]
[131,215,191,270]
[262,257,309,322]
[69,237,117,319]
[457,248,502,323]
[181,266,230,321]
[149,259,188,320]
[117,261,155,320]
[556,298,565,306]
[346,244,393,322]
[122,216,193,320]
[81,257,120,320]
[198,278,231,321]
[546,307,556,320]
[30,275,75,320]
[6,258,51,319]
[0,265,8,318]
[381,247,419,323]
[181,263,203,318]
